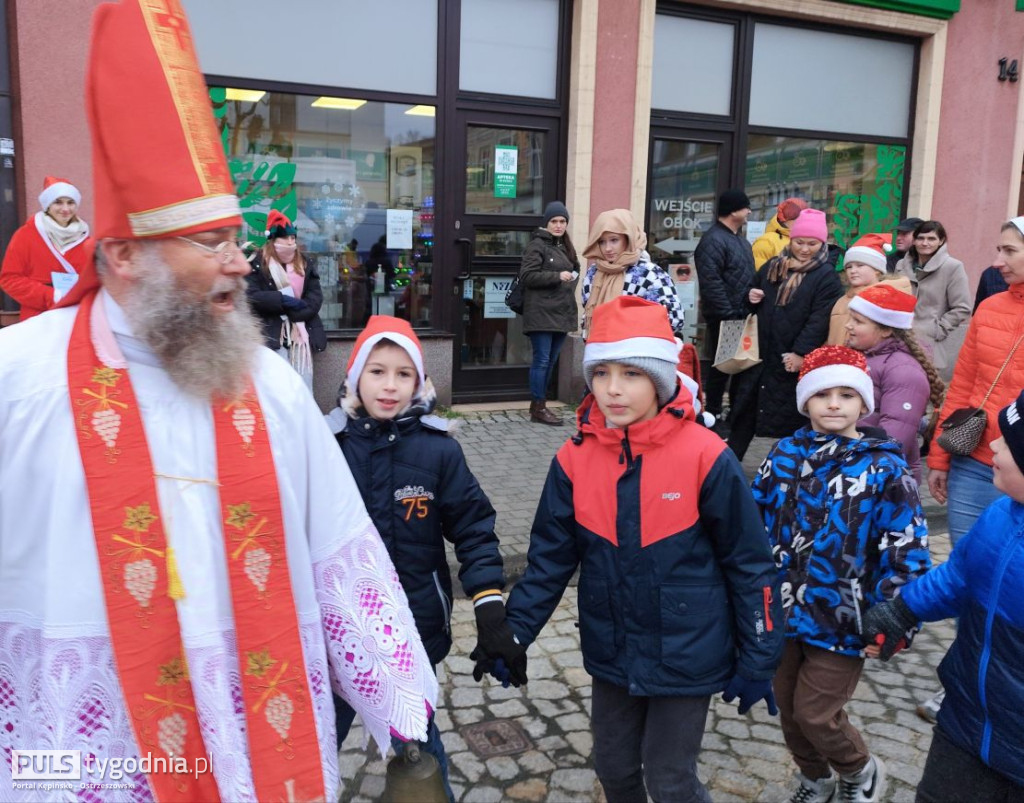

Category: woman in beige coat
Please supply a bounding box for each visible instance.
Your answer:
[895,220,971,381]
[827,233,912,344]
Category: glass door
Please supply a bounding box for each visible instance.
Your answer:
[447,111,562,401]
[646,129,732,355]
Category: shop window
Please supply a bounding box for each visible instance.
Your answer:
[465,127,546,214]
[745,134,905,253]
[211,88,436,330]
[750,24,913,138]
[652,15,735,116]
[184,0,437,95]
[460,0,560,99]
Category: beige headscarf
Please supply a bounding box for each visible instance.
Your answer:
[581,209,648,334]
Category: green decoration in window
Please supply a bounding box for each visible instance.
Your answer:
[832,144,905,269]
[208,87,298,248]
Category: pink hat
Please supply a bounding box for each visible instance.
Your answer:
[789,209,828,243]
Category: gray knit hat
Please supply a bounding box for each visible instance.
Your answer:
[583,356,679,406]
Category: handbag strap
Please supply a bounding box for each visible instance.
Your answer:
[979,332,1024,406]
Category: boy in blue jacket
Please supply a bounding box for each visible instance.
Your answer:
[752,345,931,803]
[866,390,1024,802]
[475,296,784,803]
[326,316,506,800]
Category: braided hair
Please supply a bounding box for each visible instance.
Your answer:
[889,327,946,440]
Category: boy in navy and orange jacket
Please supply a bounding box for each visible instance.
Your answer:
[473,296,783,803]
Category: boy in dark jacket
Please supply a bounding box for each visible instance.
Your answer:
[752,346,931,803]
[475,296,784,803]
[326,316,505,801]
[865,390,1024,802]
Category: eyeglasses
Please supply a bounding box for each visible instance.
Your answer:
[176,236,242,264]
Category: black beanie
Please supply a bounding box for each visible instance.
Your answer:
[717,189,751,218]
[998,390,1024,473]
[542,201,570,224]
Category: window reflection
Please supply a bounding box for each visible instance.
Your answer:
[465,127,545,215]
[211,88,437,329]
[745,135,905,252]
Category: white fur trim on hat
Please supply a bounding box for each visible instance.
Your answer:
[848,294,914,330]
[796,364,875,416]
[844,245,887,274]
[346,331,426,391]
[583,336,681,366]
[39,181,81,211]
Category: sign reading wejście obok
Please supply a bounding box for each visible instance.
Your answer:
[483,276,515,319]
[494,146,518,199]
[654,197,714,232]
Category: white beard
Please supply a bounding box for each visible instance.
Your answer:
[119,243,263,401]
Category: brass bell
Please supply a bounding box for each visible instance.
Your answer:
[381,741,449,803]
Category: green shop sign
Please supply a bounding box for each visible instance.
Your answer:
[829,0,959,18]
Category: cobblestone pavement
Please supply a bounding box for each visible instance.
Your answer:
[338,407,956,802]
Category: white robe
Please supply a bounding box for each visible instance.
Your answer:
[0,292,437,801]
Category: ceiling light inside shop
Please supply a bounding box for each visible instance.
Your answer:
[224,88,266,103]
[312,96,367,110]
[405,105,436,117]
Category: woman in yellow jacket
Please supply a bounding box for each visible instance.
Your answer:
[752,197,807,270]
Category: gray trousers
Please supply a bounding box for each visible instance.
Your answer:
[591,677,712,803]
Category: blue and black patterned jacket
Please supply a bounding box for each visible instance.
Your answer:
[751,427,931,656]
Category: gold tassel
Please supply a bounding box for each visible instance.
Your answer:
[166,545,185,601]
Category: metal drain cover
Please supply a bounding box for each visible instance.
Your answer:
[459,718,533,758]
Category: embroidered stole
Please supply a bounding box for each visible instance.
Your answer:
[67,292,325,803]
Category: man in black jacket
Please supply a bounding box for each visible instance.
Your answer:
[693,189,755,421]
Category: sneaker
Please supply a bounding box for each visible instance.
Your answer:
[916,690,944,724]
[837,755,886,803]
[789,772,837,803]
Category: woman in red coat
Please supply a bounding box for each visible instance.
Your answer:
[0,176,94,320]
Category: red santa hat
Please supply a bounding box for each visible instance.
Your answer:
[848,283,916,331]
[583,296,682,405]
[38,176,82,211]
[346,316,426,392]
[265,210,296,239]
[85,0,241,239]
[844,233,893,274]
[796,345,874,415]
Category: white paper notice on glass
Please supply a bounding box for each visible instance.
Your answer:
[51,272,78,303]
[386,209,413,249]
[745,220,767,245]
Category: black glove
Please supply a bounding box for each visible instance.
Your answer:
[471,598,528,687]
[862,595,918,661]
[722,672,778,716]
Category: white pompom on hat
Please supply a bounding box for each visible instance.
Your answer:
[795,345,875,415]
[38,175,82,211]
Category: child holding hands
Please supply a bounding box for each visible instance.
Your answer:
[483,296,783,803]
[751,345,931,803]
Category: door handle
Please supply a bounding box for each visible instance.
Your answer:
[454,237,473,281]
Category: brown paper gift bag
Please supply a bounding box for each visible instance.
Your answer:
[712,314,762,375]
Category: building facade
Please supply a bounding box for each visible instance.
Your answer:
[3,0,1023,406]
